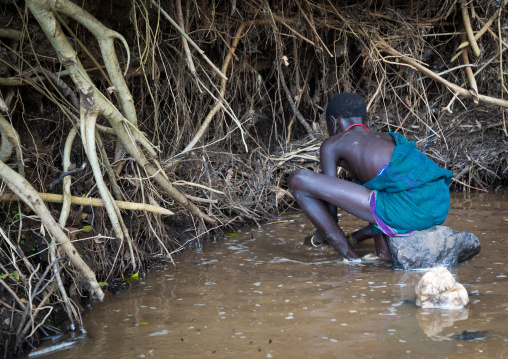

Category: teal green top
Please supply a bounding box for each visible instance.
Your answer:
[362,132,453,234]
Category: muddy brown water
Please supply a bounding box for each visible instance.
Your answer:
[32,193,508,358]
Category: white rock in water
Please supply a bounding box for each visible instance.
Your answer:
[416,267,455,297]
[415,267,469,310]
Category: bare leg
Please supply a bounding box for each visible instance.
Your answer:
[350,224,374,244]
[349,225,392,260]
[374,233,391,260]
[288,169,376,261]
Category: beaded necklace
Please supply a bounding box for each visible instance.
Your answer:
[344,124,369,131]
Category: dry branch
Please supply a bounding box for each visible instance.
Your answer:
[180,20,255,154]
[377,39,508,108]
[460,0,480,57]
[151,0,227,80]
[452,0,506,61]
[460,30,478,101]
[176,0,196,75]
[1,193,173,215]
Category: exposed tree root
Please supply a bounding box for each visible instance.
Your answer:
[1,193,173,215]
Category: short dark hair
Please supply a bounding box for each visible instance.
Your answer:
[326,93,367,121]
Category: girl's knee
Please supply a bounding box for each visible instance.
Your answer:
[288,169,309,191]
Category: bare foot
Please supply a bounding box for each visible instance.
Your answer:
[303,232,326,247]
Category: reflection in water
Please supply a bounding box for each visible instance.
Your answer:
[42,193,508,359]
[417,308,470,339]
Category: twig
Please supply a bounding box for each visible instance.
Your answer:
[271,13,316,46]
[49,244,78,330]
[460,28,479,102]
[460,0,480,57]
[95,130,124,201]
[1,192,174,215]
[181,21,252,154]
[184,194,218,204]
[150,0,227,80]
[377,39,508,108]
[0,226,36,276]
[451,1,504,61]
[276,59,315,136]
[287,56,314,141]
[451,177,488,192]
[454,166,472,180]
[424,64,476,79]
[0,277,26,310]
[295,0,333,57]
[0,29,24,42]
[445,45,508,112]
[172,180,224,194]
[176,0,196,74]
[503,110,508,137]
[266,2,315,137]
[499,15,508,96]
[0,299,23,312]
[31,67,79,110]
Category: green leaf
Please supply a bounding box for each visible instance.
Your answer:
[45,324,62,332]
[129,271,139,280]
[82,225,92,233]
[12,210,24,221]
[98,282,108,287]
[224,232,238,237]
[1,271,19,280]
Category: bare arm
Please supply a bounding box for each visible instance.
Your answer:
[319,138,341,220]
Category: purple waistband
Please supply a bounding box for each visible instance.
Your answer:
[368,190,412,237]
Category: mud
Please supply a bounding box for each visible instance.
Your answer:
[35,193,508,358]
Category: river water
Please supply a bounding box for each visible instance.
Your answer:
[33,193,508,358]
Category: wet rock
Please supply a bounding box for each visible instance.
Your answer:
[389,225,481,270]
[415,267,469,310]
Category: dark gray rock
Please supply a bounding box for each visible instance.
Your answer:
[388,225,481,270]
